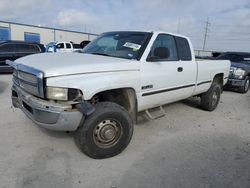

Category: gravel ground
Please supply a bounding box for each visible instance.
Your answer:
[0,74,250,188]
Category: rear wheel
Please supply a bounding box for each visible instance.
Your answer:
[239,77,249,94]
[74,102,133,159]
[201,82,222,111]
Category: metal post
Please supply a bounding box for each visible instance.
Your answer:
[202,18,211,50]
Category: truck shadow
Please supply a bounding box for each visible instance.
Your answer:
[38,127,73,139]
[137,97,202,125]
[181,97,201,109]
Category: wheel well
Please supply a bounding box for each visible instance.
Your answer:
[90,88,137,123]
[213,73,224,90]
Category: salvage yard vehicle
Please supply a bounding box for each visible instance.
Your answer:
[46,41,82,53]
[0,40,45,73]
[217,52,250,93]
[7,31,230,159]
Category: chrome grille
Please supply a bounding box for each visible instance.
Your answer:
[18,77,40,96]
[12,65,44,98]
[18,71,38,84]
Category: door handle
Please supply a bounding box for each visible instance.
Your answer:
[177,67,183,72]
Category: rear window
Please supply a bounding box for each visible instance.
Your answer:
[175,37,192,61]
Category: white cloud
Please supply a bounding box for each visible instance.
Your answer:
[56,9,95,28]
[0,0,51,19]
[56,9,91,27]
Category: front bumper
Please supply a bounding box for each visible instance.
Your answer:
[12,84,83,131]
[225,78,246,87]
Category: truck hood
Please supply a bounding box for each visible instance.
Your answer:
[15,53,140,77]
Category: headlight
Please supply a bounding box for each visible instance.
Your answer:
[46,87,68,100]
[234,68,246,79]
[46,87,82,101]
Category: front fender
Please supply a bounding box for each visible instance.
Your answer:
[46,71,140,100]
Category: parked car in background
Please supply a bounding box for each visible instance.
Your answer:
[0,40,45,73]
[45,42,56,53]
[46,41,82,53]
[217,52,250,93]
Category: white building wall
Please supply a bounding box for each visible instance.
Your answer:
[0,21,98,45]
[0,22,9,28]
[10,24,54,44]
[55,30,89,43]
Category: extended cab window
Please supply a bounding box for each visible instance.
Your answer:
[66,43,71,49]
[147,34,178,61]
[175,37,192,61]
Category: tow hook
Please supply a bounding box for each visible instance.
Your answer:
[76,101,95,116]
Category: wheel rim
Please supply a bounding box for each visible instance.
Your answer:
[212,89,219,107]
[245,80,249,92]
[93,119,123,148]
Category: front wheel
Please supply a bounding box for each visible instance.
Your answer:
[200,82,222,111]
[239,77,249,94]
[74,102,133,159]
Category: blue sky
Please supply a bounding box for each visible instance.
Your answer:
[0,0,250,52]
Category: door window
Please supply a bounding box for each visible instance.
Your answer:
[14,44,30,53]
[147,34,178,61]
[56,43,64,49]
[0,43,14,53]
[29,44,40,52]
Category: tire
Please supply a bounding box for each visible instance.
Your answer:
[74,102,133,159]
[201,82,222,111]
[239,77,249,94]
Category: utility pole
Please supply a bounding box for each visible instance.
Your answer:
[202,18,211,50]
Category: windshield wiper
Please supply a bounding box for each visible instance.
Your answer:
[91,52,110,57]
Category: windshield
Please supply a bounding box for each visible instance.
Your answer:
[83,31,151,60]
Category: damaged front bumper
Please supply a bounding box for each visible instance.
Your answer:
[12,84,83,131]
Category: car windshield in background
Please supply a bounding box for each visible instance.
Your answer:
[82,32,151,60]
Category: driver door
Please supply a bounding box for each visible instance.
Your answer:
[139,34,196,111]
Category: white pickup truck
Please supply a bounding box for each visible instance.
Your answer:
[47,41,82,53]
[8,31,230,159]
